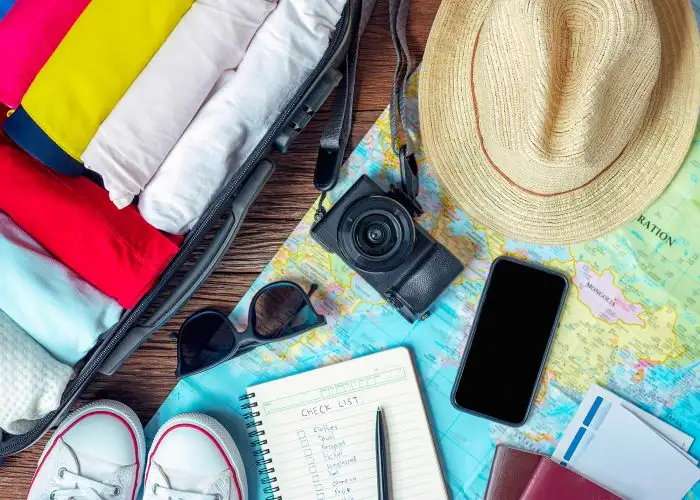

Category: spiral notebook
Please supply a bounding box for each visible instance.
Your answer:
[240,347,449,500]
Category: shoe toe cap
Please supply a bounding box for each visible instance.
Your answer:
[62,413,140,466]
[151,426,229,474]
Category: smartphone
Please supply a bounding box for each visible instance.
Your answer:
[451,256,568,426]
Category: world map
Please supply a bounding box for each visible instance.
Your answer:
[147,68,700,499]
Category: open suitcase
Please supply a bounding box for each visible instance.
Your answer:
[0,0,363,458]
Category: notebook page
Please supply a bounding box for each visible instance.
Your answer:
[248,347,449,500]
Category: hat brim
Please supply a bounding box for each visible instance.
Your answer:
[419,0,700,244]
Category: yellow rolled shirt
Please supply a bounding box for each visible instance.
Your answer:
[21,0,195,163]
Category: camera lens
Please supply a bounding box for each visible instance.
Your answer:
[356,216,396,257]
[338,196,415,273]
[367,225,385,244]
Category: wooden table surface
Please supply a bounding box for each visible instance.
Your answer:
[0,1,442,496]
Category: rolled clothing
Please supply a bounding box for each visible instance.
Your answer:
[3,106,86,175]
[139,0,347,234]
[0,0,91,108]
[0,145,180,309]
[0,104,9,140]
[82,0,278,209]
[0,309,73,435]
[0,212,122,366]
[3,0,194,175]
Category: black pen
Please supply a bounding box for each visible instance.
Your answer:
[375,406,390,500]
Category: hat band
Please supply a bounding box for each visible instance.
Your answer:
[470,26,626,198]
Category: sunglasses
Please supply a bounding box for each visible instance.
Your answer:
[175,281,326,379]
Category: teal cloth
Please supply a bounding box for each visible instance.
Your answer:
[0,212,122,366]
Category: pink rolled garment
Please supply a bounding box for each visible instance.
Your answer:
[139,0,347,233]
[82,0,277,209]
[0,0,91,108]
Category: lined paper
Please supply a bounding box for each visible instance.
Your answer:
[248,347,449,500]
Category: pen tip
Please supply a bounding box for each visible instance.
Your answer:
[377,405,381,412]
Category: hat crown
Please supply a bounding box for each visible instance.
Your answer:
[473,0,662,195]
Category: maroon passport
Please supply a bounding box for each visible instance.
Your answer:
[520,459,621,500]
[484,445,543,500]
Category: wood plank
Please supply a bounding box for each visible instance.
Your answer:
[0,0,441,495]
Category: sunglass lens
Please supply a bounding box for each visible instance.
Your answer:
[254,284,318,338]
[179,310,235,375]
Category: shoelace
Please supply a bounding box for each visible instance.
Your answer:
[50,469,121,500]
[151,484,221,500]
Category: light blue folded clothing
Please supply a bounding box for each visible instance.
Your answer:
[0,212,123,366]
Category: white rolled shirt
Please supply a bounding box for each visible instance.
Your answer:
[82,0,278,209]
[139,0,348,233]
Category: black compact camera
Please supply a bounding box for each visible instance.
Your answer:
[311,175,464,322]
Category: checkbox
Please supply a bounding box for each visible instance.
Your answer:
[306,456,315,464]
[314,484,323,492]
[316,494,325,499]
[312,475,319,483]
[297,431,306,439]
[304,449,312,457]
[301,439,309,447]
[309,466,317,474]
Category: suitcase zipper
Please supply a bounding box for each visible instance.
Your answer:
[0,5,349,456]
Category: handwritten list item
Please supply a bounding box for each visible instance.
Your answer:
[247,347,449,500]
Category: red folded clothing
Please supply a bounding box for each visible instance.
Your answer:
[0,144,180,308]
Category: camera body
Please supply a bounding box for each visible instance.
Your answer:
[311,175,463,322]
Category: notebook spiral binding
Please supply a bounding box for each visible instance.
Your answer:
[240,392,281,500]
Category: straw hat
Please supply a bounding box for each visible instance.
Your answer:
[419,0,700,244]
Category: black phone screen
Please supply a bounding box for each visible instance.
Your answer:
[452,257,568,425]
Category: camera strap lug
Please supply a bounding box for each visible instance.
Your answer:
[313,191,328,225]
[385,291,401,309]
[388,184,423,218]
[394,145,422,216]
[386,290,431,322]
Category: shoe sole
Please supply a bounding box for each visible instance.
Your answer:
[146,412,248,500]
[34,400,146,500]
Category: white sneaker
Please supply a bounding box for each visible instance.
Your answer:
[143,413,247,500]
[27,400,146,500]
